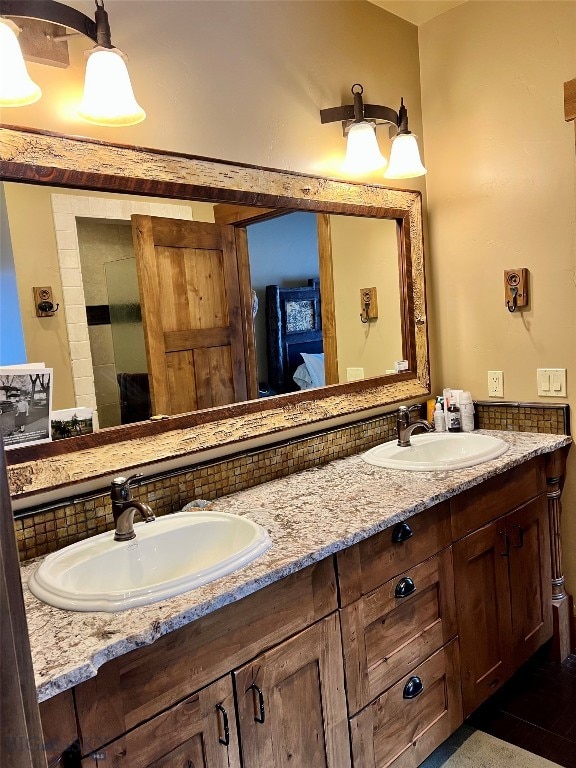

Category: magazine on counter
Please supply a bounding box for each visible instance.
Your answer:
[0,366,53,449]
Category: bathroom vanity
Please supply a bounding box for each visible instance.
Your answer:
[26,430,570,768]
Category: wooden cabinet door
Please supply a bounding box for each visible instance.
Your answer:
[234,612,351,768]
[132,215,249,415]
[507,496,553,672]
[453,518,513,717]
[81,676,240,768]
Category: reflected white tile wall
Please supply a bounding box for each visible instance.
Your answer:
[50,193,194,430]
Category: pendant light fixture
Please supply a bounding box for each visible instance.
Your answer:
[0,0,145,126]
[320,84,426,179]
[0,18,41,106]
[341,85,387,173]
[384,99,427,179]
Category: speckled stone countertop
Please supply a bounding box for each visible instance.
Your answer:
[22,430,570,702]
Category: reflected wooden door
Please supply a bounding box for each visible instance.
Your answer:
[132,216,249,415]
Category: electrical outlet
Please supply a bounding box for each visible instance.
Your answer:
[488,370,504,398]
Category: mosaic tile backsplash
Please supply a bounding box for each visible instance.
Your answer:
[14,402,569,562]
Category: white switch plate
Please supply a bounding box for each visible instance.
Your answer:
[347,367,364,382]
[488,370,504,398]
[537,368,566,397]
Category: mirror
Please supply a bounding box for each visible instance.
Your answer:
[0,125,429,499]
[2,183,403,429]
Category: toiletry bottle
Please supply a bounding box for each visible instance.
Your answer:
[460,391,475,432]
[447,401,461,432]
[434,402,446,432]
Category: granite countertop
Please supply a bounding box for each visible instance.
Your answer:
[22,430,570,702]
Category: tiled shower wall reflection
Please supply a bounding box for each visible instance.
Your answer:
[14,402,569,562]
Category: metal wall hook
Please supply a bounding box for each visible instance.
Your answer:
[507,286,518,313]
[37,300,59,314]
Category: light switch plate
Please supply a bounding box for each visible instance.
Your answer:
[537,368,566,397]
[488,370,504,398]
[346,367,364,382]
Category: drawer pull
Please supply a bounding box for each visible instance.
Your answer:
[247,683,266,724]
[403,676,424,699]
[513,524,524,549]
[216,703,230,746]
[395,577,416,599]
[499,530,510,557]
[391,521,413,544]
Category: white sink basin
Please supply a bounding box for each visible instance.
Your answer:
[28,511,271,612]
[362,432,508,471]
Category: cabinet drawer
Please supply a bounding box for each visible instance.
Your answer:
[75,558,336,752]
[337,502,451,605]
[341,548,457,715]
[81,675,240,768]
[350,640,463,768]
[451,456,545,540]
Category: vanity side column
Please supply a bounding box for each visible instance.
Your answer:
[545,448,573,661]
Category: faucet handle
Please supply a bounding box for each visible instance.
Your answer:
[111,473,143,501]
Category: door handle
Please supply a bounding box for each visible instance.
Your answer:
[512,524,524,548]
[216,703,230,746]
[498,530,510,557]
[247,683,266,724]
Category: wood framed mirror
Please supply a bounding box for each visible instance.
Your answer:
[0,125,429,499]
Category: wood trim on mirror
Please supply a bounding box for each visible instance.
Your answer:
[1,125,429,499]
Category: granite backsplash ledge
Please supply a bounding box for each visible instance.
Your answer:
[13,402,569,562]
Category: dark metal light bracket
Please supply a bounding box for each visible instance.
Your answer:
[0,0,97,42]
[320,83,401,138]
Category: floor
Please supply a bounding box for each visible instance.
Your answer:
[422,725,562,767]
[465,647,576,768]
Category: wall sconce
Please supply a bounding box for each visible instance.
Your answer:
[320,84,426,178]
[0,0,145,126]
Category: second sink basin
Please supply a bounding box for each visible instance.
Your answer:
[362,432,508,471]
[28,511,271,612]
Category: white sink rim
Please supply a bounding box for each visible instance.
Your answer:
[362,432,508,471]
[28,511,271,613]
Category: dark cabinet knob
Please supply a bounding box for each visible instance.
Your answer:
[403,676,424,699]
[394,576,416,599]
[392,521,413,544]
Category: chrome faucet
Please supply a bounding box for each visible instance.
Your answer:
[397,405,434,447]
[111,474,155,542]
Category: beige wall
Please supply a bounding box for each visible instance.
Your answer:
[4,1,425,191]
[330,216,403,380]
[419,1,576,599]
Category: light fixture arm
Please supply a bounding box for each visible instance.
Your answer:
[397,98,410,134]
[0,0,97,41]
[94,0,112,48]
[320,83,400,131]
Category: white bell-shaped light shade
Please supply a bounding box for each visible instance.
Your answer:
[384,133,426,179]
[0,19,41,107]
[342,121,387,174]
[78,47,145,127]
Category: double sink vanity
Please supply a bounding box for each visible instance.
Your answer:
[1,126,571,768]
[25,428,570,768]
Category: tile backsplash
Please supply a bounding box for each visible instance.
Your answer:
[13,402,569,562]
